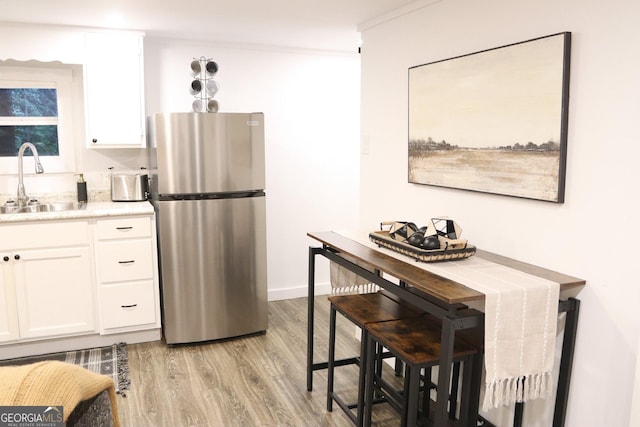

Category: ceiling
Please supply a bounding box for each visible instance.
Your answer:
[0,0,423,52]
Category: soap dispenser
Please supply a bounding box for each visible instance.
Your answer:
[76,173,88,203]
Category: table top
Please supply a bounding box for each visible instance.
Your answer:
[308,231,586,305]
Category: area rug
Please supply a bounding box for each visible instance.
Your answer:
[0,342,130,395]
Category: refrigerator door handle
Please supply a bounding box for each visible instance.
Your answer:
[158,190,265,201]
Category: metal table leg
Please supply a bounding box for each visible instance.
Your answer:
[512,298,580,427]
[307,246,320,391]
[553,298,580,427]
[435,316,456,427]
[514,402,524,427]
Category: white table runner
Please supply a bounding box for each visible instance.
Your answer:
[336,230,560,409]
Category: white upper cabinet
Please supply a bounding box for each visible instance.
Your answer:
[84,32,146,148]
[0,26,146,148]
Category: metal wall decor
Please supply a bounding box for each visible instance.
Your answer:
[190,57,220,112]
[408,32,571,203]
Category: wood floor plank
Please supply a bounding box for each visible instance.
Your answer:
[117,296,402,426]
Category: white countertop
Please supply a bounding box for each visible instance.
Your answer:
[0,201,154,223]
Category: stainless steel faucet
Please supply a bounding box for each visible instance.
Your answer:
[17,142,44,206]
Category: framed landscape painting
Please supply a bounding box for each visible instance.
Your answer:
[408,32,571,203]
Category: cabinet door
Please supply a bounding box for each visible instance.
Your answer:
[84,32,145,147]
[0,254,19,343]
[14,247,95,339]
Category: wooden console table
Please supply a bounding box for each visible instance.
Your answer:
[307,231,585,427]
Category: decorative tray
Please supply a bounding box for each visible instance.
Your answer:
[369,230,476,263]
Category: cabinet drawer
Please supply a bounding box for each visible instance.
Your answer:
[97,240,153,283]
[0,221,88,251]
[100,281,156,330]
[96,216,151,240]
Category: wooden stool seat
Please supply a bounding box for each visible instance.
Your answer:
[327,292,423,426]
[364,316,480,427]
[365,317,477,365]
[329,292,423,327]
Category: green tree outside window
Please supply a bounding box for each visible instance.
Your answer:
[0,88,60,157]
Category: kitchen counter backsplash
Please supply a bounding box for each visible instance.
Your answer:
[0,189,112,205]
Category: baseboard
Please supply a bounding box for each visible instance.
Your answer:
[268,281,331,301]
[0,329,161,360]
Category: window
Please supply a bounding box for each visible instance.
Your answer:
[0,63,76,174]
[0,86,60,156]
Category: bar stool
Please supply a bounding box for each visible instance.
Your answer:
[363,316,480,427]
[327,291,423,426]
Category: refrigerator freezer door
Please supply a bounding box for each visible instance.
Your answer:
[150,112,265,195]
[156,196,267,344]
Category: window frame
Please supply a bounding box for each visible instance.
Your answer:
[0,64,76,174]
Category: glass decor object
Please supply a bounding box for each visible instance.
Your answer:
[190,57,219,112]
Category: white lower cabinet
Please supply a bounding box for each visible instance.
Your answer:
[0,255,19,342]
[0,212,161,349]
[95,216,160,334]
[97,239,154,283]
[0,221,95,343]
[99,281,156,330]
[14,247,94,339]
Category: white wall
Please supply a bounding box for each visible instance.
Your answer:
[359,0,640,425]
[144,38,362,300]
[0,25,362,299]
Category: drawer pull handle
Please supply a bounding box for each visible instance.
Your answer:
[116,226,133,231]
[118,260,135,264]
[121,304,138,309]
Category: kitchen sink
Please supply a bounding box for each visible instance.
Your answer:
[0,201,87,214]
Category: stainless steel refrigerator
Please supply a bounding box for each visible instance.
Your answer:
[148,112,267,345]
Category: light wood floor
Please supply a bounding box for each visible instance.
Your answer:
[117,296,402,426]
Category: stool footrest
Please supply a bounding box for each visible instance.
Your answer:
[315,350,396,373]
[330,391,390,423]
[313,357,358,372]
[372,372,436,416]
[330,393,358,425]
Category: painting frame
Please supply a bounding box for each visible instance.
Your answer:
[408,32,571,203]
